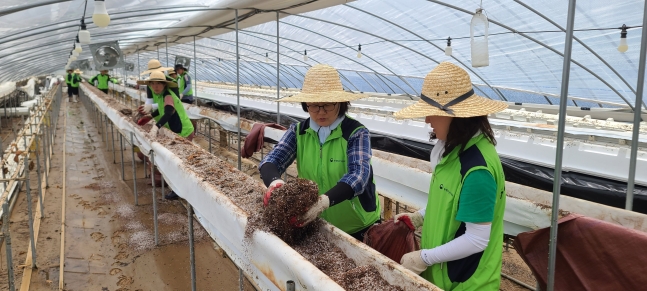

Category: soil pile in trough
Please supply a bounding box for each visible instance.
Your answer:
[119,108,133,115]
[248,179,320,244]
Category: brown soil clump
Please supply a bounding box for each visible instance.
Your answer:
[119,108,133,115]
[141,123,153,132]
[248,179,320,244]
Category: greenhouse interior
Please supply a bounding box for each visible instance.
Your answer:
[0,0,646,290]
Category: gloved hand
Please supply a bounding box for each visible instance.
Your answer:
[180,93,184,99]
[296,195,330,227]
[137,116,152,125]
[394,211,424,231]
[400,250,428,274]
[149,124,160,137]
[263,179,284,206]
[138,104,152,115]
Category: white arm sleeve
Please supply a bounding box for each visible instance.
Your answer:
[420,223,491,266]
[417,208,426,217]
[144,98,158,110]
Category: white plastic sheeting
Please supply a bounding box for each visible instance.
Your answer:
[0,81,15,98]
[80,84,440,291]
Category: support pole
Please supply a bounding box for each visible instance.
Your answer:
[120,134,125,181]
[208,120,212,153]
[151,151,158,245]
[235,9,241,171]
[36,131,44,217]
[3,201,15,291]
[188,204,196,291]
[23,149,37,269]
[286,280,295,291]
[276,11,281,124]
[111,122,116,164]
[137,45,141,79]
[625,0,647,210]
[130,132,138,206]
[166,35,169,67]
[194,35,198,99]
[547,1,576,290]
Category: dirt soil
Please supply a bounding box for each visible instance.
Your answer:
[0,91,254,291]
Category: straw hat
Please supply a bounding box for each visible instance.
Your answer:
[140,59,173,76]
[74,69,83,74]
[100,69,109,73]
[137,71,178,88]
[168,69,176,75]
[394,62,507,119]
[277,64,367,103]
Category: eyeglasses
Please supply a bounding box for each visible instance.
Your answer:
[306,103,337,113]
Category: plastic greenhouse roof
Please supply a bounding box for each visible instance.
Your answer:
[2,0,646,109]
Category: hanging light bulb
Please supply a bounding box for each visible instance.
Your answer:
[445,37,453,56]
[218,58,221,63]
[74,37,82,53]
[303,50,308,61]
[92,0,110,28]
[79,19,91,44]
[357,44,362,58]
[265,52,269,63]
[470,8,489,67]
[618,24,628,53]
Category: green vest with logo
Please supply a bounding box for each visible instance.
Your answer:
[295,117,381,234]
[420,134,506,291]
[178,73,193,96]
[151,88,194,138]
[70,75,81,88]
[91,74,117,89]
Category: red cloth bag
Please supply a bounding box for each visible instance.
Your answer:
[363,219,420,263]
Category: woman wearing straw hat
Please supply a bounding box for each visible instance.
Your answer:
[136,71,194,200]
[138,59,180,123]
[393,62,507,290]
[65,68,74,100]
[69,69,83,103]
[259,64,381,241]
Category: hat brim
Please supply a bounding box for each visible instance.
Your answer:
[394,93,508,119]
[140,67,173,76]
[277,91,368,103]
[137,79,178,88]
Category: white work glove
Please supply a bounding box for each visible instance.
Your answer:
[394,211,424,230]
[149,124,160,137]
[297,195,330,227]
[263,179,285,206]
[400,250,429,274]
[180,93,184,99]
[138,104,152,115]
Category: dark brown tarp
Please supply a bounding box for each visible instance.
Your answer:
[363,219,419,263]
[514,214,647,291]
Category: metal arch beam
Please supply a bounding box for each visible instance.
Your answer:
[351,71,380,93]
[3,56,66,80]
[166,44,270,86]
[174,41,291,88]
[427,0,639,110]
[2,46,71,67]
[218,59,265,85]
[277,21,418,96]
[200,37,302,88]
[344,4,506,101]
[2,50,70,72]
[202,60,237,83]
[155,46,242,83]
[0,0,72,17]
[0,6,210,42]
[228,28,380,92]
[513,0,637,96]
[230,28,395,95]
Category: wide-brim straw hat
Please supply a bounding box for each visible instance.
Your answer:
[74,69,83,74]
[100,69,109,73]
[168,69,176,75]
[394,62,508,119]
[140,59,173,76]
[277,64,367,103]
[137,71,178,88]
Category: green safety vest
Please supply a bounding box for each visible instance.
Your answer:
[70,75,81,88]
[151,88,194,138]
[177,72,193,96]
[295,117,381,234]
[420,134,506,291]
[66,73,73,85]
[91,74,117,89]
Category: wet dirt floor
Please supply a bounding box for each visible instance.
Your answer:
[1,97,255,291]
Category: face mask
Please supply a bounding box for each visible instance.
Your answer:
[429,139,445,170]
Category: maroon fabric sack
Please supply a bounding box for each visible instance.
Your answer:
[242,123,286,158]
[363,219,420,263]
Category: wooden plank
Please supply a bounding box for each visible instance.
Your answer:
[58,104,67,291]
[383,196,393,221]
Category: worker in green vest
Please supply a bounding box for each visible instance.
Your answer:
[69,69,83,103]
[393,62,508,291]
[167,69,178,82]
[89,69,118,94]
[174,64,194,104]
[65,68,74,100]
[136,71,194,200]
[259,64,381,241]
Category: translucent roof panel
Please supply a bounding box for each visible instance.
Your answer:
[2,0,646,109]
